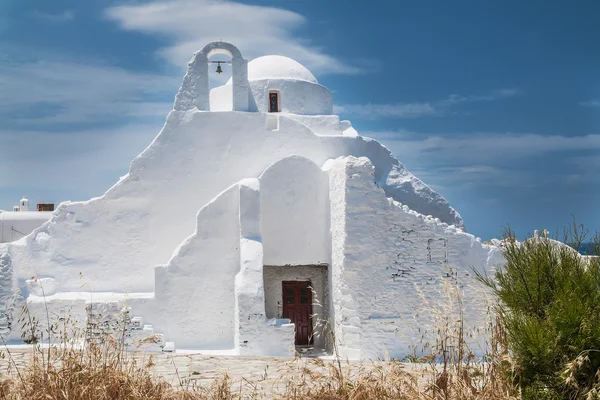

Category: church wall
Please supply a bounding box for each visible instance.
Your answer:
[285,115,345,136]
[259,155,330,266]
[235,179,296,356]
[327,156,504,359]
[6,110,463,312]
[153,184,242,349]
[210,79,332,115]
[249,79,333,115]
[144,178,296,354]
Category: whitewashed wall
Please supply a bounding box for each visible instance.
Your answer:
[8,112,462,296]
[285,115,347,136]
[327,156,504,359]
[154,184,241,349]
[259,156,330,266]
[1,155,504,357]
[211,79,332,115]
[249,79,332,115]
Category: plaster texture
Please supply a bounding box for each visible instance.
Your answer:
[325,156,504,358]
[259,156,330,266]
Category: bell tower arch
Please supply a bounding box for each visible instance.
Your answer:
[174,41,249,112]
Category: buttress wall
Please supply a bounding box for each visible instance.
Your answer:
[327,156,505,359]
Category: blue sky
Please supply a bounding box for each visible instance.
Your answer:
[0,0,598,240]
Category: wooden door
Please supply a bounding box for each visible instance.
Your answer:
[269,92,279,112]
[282,281,313,345]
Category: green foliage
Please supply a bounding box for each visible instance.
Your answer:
[477,222,600,399]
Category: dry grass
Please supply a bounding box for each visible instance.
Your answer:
[0,272,520,399]
[271,354,518,400]
[0,340,518,400]
[0,343,193,399]
[0,305,519,400]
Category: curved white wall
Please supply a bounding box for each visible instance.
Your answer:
[259,156,330,266]
[210,84,232,112]
[211,79,333,115]
[250,79,332,115]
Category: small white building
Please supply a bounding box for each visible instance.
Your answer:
[0,42,504,358]
[0,197,54,244]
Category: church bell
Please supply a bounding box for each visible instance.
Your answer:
[215,62,223,74]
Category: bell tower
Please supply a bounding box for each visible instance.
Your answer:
[174,41,249,112]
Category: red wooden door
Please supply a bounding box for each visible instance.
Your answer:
[269,92,279,112]
[282,281,313,345]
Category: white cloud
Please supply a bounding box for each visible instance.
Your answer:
[0,47,175,207]
[104,0,361,75]
[30,10,75,23]
[581,99,600,107]
[335,88,520,119]
[0,48,178,127]
[0,124,160,191]
[363,130,600,191]
[333,102,437,118]
[438,88,520,106]
[367,131,600,162]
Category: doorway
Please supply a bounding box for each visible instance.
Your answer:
[269,91,279,112]
[282,281,313,345]
[263,265,328,350]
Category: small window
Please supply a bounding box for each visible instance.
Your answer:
[286,287,294,304]
[300,288,309,304]
[269,91,279,113]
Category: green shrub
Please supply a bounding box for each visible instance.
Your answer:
[477,223,600,399]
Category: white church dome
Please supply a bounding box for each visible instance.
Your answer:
[227,55,318,84]
[214,52,331,115]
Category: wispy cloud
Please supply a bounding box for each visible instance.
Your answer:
[0,46,174,205]
[30,10,75,23]
[363,130,600,190]
[0,47,177,128]
[335,88,520,119]
[0,124,159,193]
[367,130,600,161]
[333,103,437,118]
[438,88,520,106]
[104,0,361,75]
[580,99,600,107]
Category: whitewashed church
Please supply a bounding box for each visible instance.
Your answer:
[0,42,504,358]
